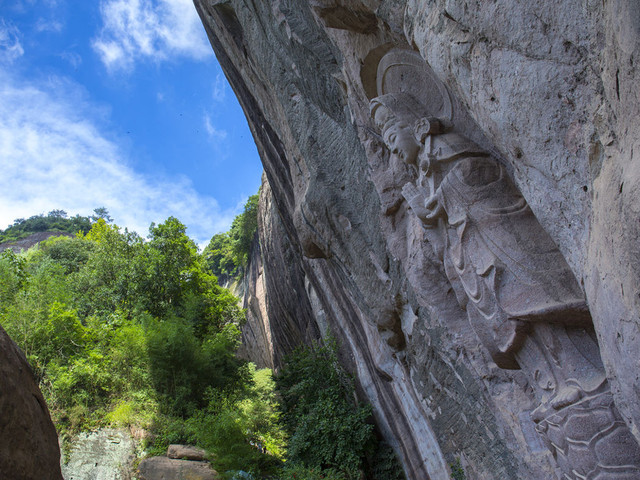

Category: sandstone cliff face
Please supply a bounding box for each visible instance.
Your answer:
[0,325,63,480]
[237,177,322,370]
[194,1,640,479]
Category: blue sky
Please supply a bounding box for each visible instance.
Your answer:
[0,0,263,247]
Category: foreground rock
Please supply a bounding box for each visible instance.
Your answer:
[194,1,640,479]
[0,325,62,480]
[137,457,218,480]
[166,444,207,461]
[60,428,137,480]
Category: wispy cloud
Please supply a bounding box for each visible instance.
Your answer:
[92,0,212,72]
[0,71,238,247]
[0,19,24,63]
[212,72,226,102]
[60,50,82,68]
[203,114,227,142]
[34,17,63,33]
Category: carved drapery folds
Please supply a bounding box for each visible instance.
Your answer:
[368,48,640,480]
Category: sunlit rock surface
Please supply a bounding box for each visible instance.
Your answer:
[137,457,218,480]
[60,429,137,480]
[194,1,640,478]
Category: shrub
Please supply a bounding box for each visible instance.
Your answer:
[146,319,249,417]
[189,366,286,478]
[276,340,375,479]
[277,465,346,480]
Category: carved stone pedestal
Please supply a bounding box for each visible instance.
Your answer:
[536,390,640,479]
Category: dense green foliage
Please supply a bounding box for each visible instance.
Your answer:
[276,341,376,479]
[203,193,259,283]
[0,217,247,434]
[0,208,113,244]
[0,210,404,479]
[189,366,286,476]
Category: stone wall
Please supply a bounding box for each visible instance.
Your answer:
[194,1,640,478]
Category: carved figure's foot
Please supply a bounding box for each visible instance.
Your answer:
[551,386,582,410]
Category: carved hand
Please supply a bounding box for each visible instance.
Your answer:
[423,194,445,222]
[402,183,444,224]
[402,183,428,218]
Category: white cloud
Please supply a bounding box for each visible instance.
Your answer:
[212,72,226,102]
[203,114,227,142]
[0,72,238,247]
[0,19,24,63]
[34,18,64,33]
[92,0,212,72]
[60,51,82,68]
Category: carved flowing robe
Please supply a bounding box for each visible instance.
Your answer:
[425,139,590,369]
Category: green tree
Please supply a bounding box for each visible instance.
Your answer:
[202,192,259,283]
[276,340,375,479]
[137,217,199,318]
[91,207,113,223]
[2,257,73,368]
[38,235,94,274]
[146,320,249,417]
[0,212,256,459]
[48,209,68,218]
[229,193,258,268]
[0,210,93,243]
[202,232,236,284]
[73,220,142,317]
[0,250,28,307]
[189,365,285,478]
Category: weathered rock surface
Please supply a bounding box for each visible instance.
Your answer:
[0,231,74,253]
[60,428,137,480]
[166,444,207,461]
[137,457,218,480]
[238,177,322,369]
[194,1,640,479]
[0,325,63,480]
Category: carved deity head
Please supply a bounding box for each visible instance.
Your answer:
[370,93,424,165]
[365,47,454,164]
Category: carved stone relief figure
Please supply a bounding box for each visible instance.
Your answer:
[368,48,640,479]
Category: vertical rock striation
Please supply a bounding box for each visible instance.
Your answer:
[195,1,640,479]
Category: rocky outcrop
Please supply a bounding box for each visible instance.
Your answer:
[0,325,63,480]
[166,444,207,461]
[194,1,640,479]
[238,177,322,370]
[0,231,74,253]
[137,457,218,480]
[60,429,137,480]
[137,445,218,480]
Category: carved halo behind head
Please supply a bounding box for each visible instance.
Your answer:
[366,47,453,146]
[372,48,452,121]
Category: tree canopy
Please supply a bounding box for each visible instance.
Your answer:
[0,208,111,244]
[0,216,247,429]
[203,193,259,284]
